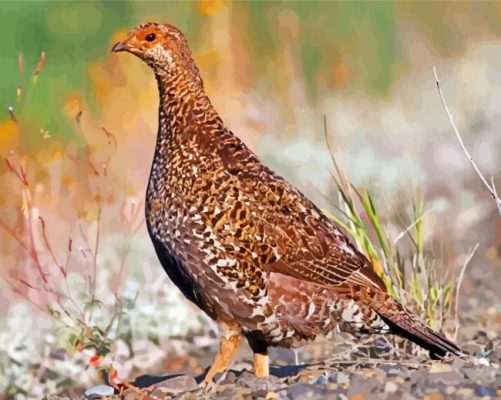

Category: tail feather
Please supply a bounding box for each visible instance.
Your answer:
[373,297,465,359]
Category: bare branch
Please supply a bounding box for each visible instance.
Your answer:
[490,176,501,216]
[433,66,501,216]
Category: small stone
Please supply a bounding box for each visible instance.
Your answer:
[384,381,398,393]
[286,382,330,399]
[423,392,444,400]
[456,388,473,397]
[427,371,462,385]
[474,386,496,397]
[336,372,350,385]
[49,348,66,361]
[122,389,141,400]
[150,375,198,396]
[477,357,490,366]
[84,385,114,399]
[393,376,405,385]
[219,369,238,384]
[429,363,453,373]
[451,358,467,370]
[265,392,279,400]
[236,374,283,392]
[316,375,328,385]
[361,369,378,378]
[486,306,497,316]
[264,392,278,400]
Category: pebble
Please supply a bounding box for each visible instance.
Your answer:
[429,363,453,373]
[84,385,115,399]
[337,372,350,385]
[477,357,490,366]
[456,388,473,397]
[122,391,138,400]
[474,385,496,397]
[236,374,283,392]
[265,392,278,400]
[393,376,405,384]
[49,348,66,361]
[286,382,329,399]
[150,375,198,396]
[423,392,444,400]
[427,370,462,385]
[384,381,398,393]
[486,306,497,316]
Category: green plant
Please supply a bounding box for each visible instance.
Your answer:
[322,117,477,337]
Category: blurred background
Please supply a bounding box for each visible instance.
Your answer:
[0,1,500,398]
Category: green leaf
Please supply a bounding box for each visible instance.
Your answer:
[411,276,423,306]
[430,286,437,301]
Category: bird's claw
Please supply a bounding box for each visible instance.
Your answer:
[200,378,217,393]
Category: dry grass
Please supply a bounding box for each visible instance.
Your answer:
[0,53,151,395]
[323,116,478,342]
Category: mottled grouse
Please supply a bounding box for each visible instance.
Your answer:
[112,23,463,386]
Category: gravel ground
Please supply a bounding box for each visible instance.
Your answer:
[48,307,500,400]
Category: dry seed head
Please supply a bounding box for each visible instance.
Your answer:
[18,53,23,75]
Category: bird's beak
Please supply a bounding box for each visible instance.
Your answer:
[111,41,129,53]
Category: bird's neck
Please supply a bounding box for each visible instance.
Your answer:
[154,67,222,141]
[148,68,224,182]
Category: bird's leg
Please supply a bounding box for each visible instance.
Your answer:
[202,321,241,390]
[246,331,270,377]
[254,352,269,377]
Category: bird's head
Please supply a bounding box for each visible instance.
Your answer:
[112,22,199,79]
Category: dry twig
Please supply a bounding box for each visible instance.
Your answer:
[453,244,479,342]
[433,66,501,216]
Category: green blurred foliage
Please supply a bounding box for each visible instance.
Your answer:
[1,1,133,140]
[0,1,212,140]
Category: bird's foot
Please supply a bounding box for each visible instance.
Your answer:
[199,378,218,393]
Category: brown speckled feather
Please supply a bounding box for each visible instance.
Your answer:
[113,22,463,360]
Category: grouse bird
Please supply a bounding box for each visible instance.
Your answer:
[112,22,463,386]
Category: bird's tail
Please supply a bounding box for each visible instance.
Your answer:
[371,295,465,359]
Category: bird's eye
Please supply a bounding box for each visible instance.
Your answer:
[145,33,156,42]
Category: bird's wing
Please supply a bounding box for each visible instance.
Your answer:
[216,134,387,292]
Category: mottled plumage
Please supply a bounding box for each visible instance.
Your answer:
[112,22,463,386]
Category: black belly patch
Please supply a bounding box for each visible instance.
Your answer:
[150,235,205,310]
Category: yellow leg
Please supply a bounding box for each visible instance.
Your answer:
[254,353,269,377]
[202,321,241,389]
